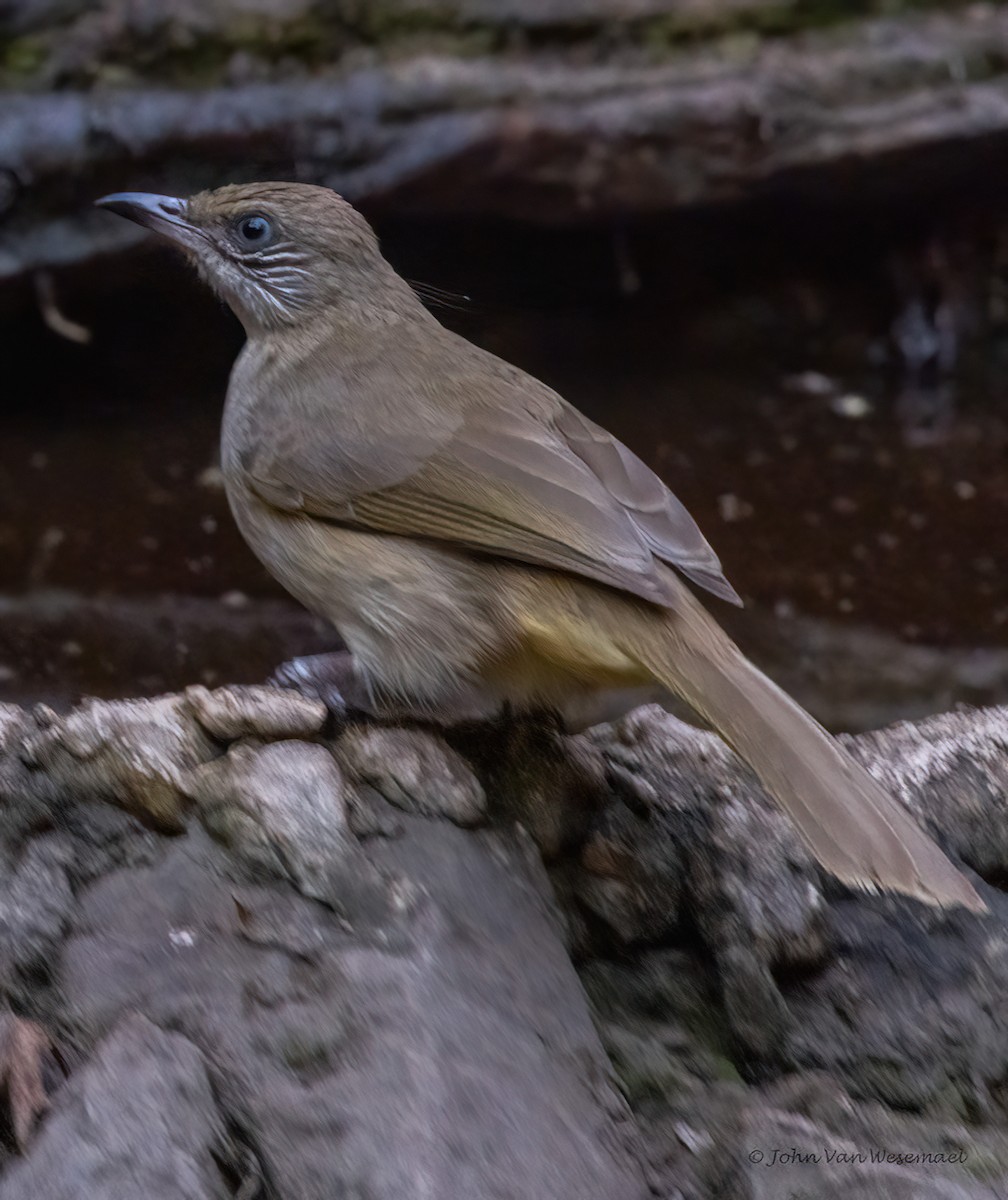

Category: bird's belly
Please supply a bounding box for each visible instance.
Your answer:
[225,478,666,724]
[225,481,512,699]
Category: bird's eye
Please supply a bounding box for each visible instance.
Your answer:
[232,213,273,249]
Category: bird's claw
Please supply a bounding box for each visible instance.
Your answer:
[268,654,358,720]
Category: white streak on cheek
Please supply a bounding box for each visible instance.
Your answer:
[196,256,312,329]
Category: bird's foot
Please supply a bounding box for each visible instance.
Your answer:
[269,651,502,727]
[269,651,373,721]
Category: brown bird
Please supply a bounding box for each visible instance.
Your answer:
[97,183,984,912]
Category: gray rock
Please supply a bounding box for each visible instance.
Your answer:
[181,739,384,917]
[0,1014,228,1200]
[0,835,74,982]
[337,724,486,827]
[777,898,1008,1117]
[587,952,1008,1198]
[585,707,828,1055]
[475,721,608,859]
[19,695,218,830]
[3,680,1008,1198]
[0,704,56,843]
[57,822,649,1199]
[0,708,22,743]
[582,950,741,1103]
[8,8,1008,283]
[575,797,685,946]
[848,707,1008,882]
[184,682,327,742]
[657,1083,1008,1200]
[577,704,1008,1190]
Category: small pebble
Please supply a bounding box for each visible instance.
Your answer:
[831,393,872,419]
[197,465,225,490]
[784,370,836,397]
[717,493,752,522]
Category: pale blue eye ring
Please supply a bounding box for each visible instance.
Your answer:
[234,213,273,248]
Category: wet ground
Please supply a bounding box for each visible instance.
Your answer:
[2,211,1007,725]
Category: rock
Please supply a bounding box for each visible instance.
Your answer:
[2,680,1008,1198]
[583,707,827,1054]
[181,739,384,917]
[574,701,1008,1181]
[8,8,1008,282]
[337,725,486,827]
[0,835,74,986]
[575,797,685,947]
[18,695,218,831]
[53,801,163,890]
[587,951,1008,1198]
[0,708,21,743]
[469,720,607,859]
[581,950,741,1103]
[847,706,1008,882]
[0,704,55,844]
[57,822,649,1199]
[183,682,327,742]
[777,898,1008,1117]
[0,1014,228,1200]
[0,1013,54,1150]
[641,1078,1008,1200]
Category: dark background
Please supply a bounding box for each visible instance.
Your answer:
[4,0,1008,725]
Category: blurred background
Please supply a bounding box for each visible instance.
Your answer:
[2,0,1008,728]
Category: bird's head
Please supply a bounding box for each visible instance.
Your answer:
[96,182,415,335]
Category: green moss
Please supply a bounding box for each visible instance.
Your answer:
[775,0,984,33]
[851,1057,931,1113]
[638,0,984,51]
[0,35,46,79]
[708,1053,744,1084]
[104,13,351,85]
[962,1147,1008,1184]
[280,1031,336,1073]
[603,1027,744,1104]
[31,7,499,89]
[344,0,475,42]
[641,2,793,48]
[0,0,998,91]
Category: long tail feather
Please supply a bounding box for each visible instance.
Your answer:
[619,591,985,912]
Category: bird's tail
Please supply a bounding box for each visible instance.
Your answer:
[616,590,985,912]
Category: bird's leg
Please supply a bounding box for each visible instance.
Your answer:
[269,651,383,720]
[270,651,499,725]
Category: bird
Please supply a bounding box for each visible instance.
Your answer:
[96,182,985,913]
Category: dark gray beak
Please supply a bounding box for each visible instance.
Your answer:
[95,192,205,252]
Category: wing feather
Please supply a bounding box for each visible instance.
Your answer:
[556,406,740,604]
[240,326,738,608]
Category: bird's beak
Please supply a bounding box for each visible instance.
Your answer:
[95,192,207,254]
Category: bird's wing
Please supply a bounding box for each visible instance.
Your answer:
[242,335,737,608]
[554,405,740,604]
